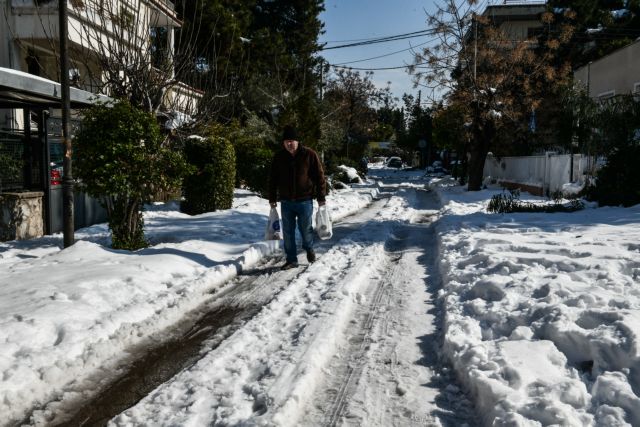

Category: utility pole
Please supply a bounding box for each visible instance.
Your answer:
[59,0,74,247]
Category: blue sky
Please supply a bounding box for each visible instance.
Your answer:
[319,0,439,103]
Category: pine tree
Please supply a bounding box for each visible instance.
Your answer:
[547,0,640,67]
[180,0,326,137]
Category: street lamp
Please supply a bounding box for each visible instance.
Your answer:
[59,0,74,247]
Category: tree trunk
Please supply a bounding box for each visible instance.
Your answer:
[467,146,489,191]
[108,196,146,250]
[467,114,495,191]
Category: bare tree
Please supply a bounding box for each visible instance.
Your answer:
[411,0,574,190]
[321,68,391,159]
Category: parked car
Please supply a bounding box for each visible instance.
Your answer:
[50,165,62,186]
[386,156,403,168]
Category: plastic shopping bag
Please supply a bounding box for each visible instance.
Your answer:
[265,207,282,240]
[315,205,333,240]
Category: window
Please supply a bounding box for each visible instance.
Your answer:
[26,50,40,77]
[150,27,169,68]
[118,5,135,28]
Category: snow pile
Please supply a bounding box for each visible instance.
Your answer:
[435,185,640,425]
[336,164,363,183]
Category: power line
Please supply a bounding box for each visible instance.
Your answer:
[321,28,434,44]
[320,29,437,51]
[330,62,429,71]
[331,38,436,66]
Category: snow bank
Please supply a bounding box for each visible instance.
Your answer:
[434,184,640,425]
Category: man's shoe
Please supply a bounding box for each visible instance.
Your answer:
[306,249,316,263]
[281,261,298,270]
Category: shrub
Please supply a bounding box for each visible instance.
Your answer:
[487,189,584,214]
[75,101,188,250]
[325,156,357,176]
[231,133,273,197]
[181,135,236,214]
[586,95,640,207]
[0,152,23,191]
[588,145,640,207]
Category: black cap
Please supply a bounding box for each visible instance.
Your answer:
[282,125,298,141]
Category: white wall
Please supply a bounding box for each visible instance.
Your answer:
[484,153,595,195]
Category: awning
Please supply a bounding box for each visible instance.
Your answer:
[0,67,110,109]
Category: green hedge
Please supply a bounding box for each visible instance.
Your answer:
[181,135,236,214]
[589,145,640,207]
[232,133,273,197]
[75,101,188,250]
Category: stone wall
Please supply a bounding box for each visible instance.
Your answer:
[0,192,44,241]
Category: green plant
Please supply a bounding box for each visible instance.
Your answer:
[487,189,584,213]
[226,131,272,197]
[586,95,640,207]
[325,156,361,184]
[0,152,23,190]
[588,145,640,207]
[197,118,274,198]
[75,101,189,250]
[487,190,520,213]
[181,134,236,214]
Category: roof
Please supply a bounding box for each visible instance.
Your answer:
[0,67,110,109]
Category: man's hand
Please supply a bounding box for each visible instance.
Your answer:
[318,200,326,207]
[270,202,277,208]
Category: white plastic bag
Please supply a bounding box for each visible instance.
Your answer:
[315,205,332,240]
[265,207,282,240]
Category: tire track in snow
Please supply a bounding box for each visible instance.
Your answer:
[322,252,401,427]
[304,187,476,427]
[109,238,388,426]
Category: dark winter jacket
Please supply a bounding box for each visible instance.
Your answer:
[268,145,326,204]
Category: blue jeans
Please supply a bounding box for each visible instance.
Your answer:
[281,199,314,263]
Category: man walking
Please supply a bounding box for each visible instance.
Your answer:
[269,125,326,270]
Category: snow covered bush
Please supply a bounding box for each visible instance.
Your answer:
[335,165,363,184]
[487,189,584,213]
[181,133,236,214]
[74,101,188,250]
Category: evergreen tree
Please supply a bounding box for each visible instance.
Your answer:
[180,0,325,140]
[547,0,640,67]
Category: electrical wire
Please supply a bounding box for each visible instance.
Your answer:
[330,62,429,71]
[320,29,437,50]
[331,38,436,66]
[321,28,435,44]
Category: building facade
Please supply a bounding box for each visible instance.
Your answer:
[574,39,640,100]
[0,0,199,239]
